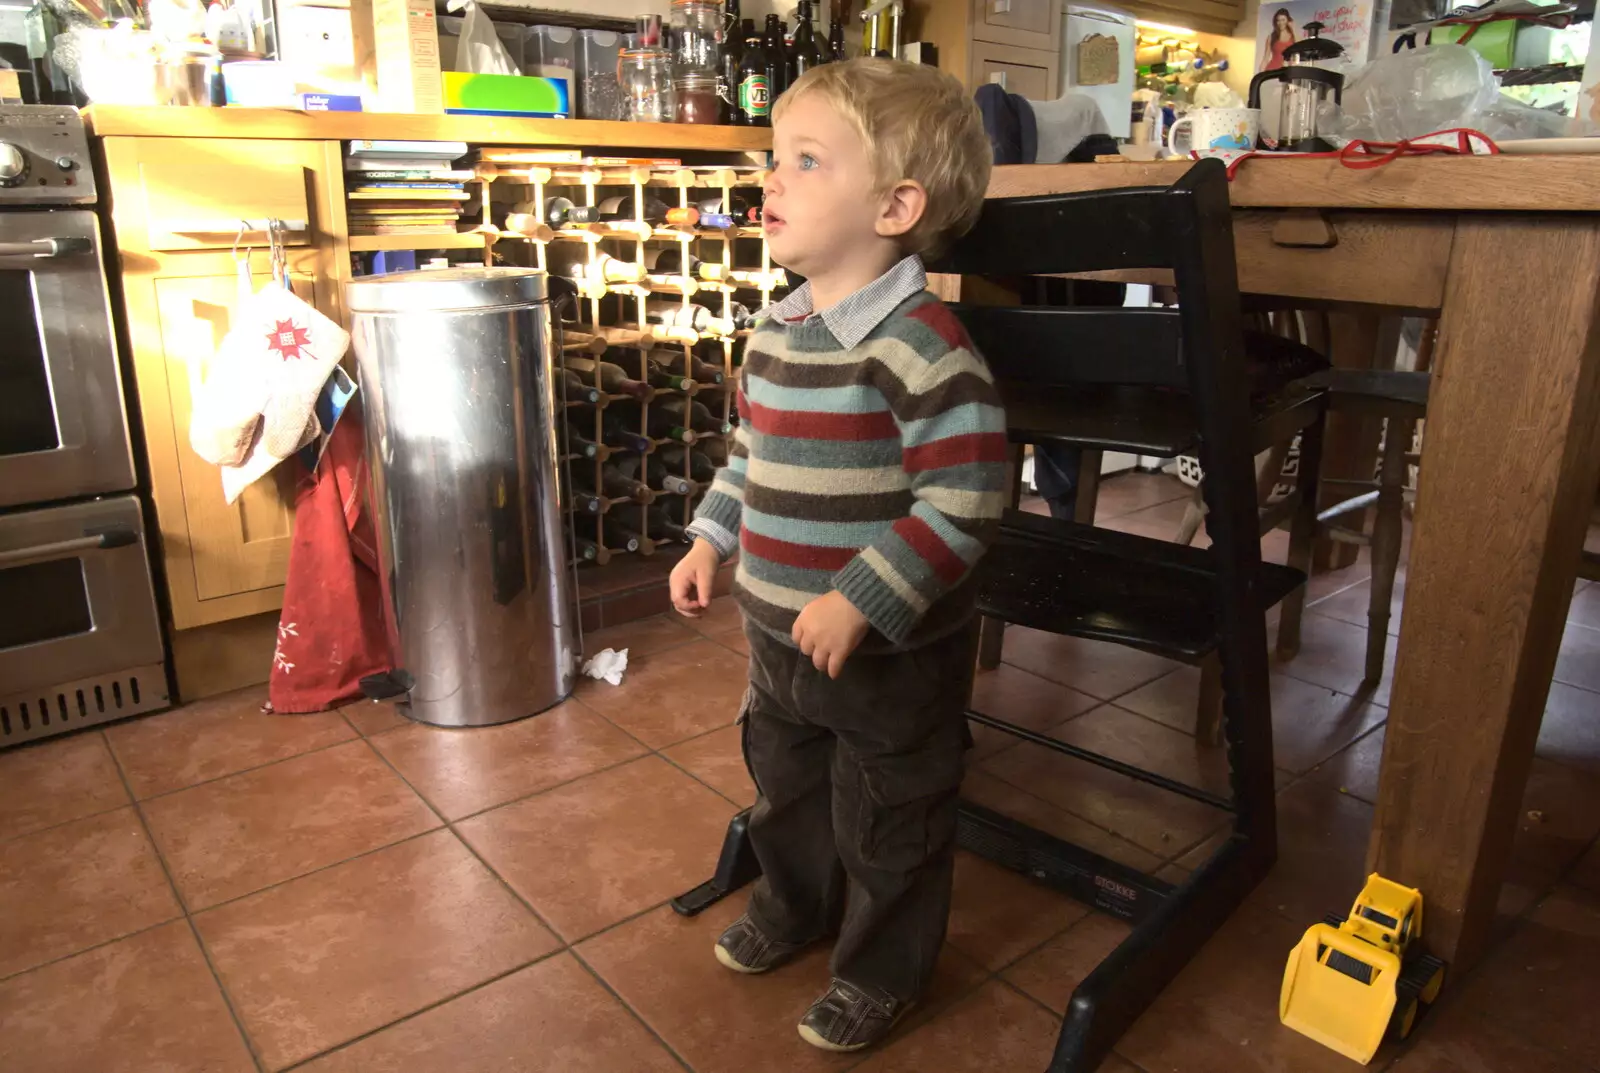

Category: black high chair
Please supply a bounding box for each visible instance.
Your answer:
[671,158,1327,1072]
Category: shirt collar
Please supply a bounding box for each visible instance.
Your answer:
[761,255,927,349]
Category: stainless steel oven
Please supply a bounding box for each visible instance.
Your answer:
[0,105,169,746]
[0,209,134,506]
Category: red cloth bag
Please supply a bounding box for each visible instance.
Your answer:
[268,407,393,713]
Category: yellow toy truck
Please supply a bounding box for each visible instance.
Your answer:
[1280,873,1447,1064]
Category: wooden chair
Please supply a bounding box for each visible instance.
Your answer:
[1276,367,1430,687]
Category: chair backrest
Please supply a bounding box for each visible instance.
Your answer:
[931,158,1270,654]
[930,159,1248,401]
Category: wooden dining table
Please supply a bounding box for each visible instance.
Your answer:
[955,155,1600,973]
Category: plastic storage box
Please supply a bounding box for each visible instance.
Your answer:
[525,24,576,98]
[576,28,625,120]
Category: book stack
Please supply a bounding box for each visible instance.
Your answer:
[345,139,473,237]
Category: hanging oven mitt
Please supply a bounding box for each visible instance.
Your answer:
[191,284,351,501]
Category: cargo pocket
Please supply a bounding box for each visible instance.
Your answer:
[855,735,965,873]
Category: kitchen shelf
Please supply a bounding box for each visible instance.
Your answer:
[82,106,773,152]
[348,231,492,252]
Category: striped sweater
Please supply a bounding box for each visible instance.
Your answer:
[686,262,1008,650]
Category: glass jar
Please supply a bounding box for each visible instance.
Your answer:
[674,73,719,124]
[618,46,675,122]
[669,0,724,76]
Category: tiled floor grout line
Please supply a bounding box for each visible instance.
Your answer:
[100,736,269,1073]
[179,826,442,918]
[354,735,574,950]
[272,951,570,1072]
[108,726,363,809]
[0,916,181,986]
[565,947,700,1073]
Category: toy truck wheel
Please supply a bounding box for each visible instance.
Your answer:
[1420,963,1445,1004]
[1391,997,1419,1041]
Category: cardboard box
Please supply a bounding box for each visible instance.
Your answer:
[349,0,442,113]
[441,71,568,117]
[279,2,359,88]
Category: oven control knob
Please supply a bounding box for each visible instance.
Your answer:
[0,143,25,185]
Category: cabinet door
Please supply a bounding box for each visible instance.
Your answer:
[102,136,350,629]
[971,41,1057,101]
[972,0,1059,51]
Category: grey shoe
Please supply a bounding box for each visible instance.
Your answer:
[796,978,912,1053]
[712,914,812,975]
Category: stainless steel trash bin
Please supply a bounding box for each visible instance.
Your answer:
[346,267,576,727]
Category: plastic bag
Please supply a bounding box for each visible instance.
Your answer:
[452,0,517,76]
[1336,45,1499,142]
[1336,43,1587,143]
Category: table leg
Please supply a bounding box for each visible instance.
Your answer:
[1370,216,1600,969]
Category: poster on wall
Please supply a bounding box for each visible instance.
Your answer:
[1254,0,1378,72]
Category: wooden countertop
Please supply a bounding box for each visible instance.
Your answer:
[82,105,773,152]
[989,155,1600,213]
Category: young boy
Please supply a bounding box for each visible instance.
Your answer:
[669,58,1004,1053]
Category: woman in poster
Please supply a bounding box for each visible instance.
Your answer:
[1261,8,1296,70]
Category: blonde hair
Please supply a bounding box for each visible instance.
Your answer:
[773,58,992,258]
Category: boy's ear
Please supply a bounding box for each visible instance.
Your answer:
[875,179,927,240]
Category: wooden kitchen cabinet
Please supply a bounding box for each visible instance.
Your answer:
[914,0,1062,95]
[971,40,1059,100]
[101,135,350,630]
[970,0,1058,50]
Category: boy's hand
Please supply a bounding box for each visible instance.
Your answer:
[792,591,870,679]
[670,539,721,617]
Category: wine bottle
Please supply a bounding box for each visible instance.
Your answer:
[575,515,639,553]
[596,194,699,227]
[646,505,691,543]
[501,212,547,237]
[763,14,788,100]
[720,0,744,124]
[827,13,846,61]
[646,299,735,336]
[688,356,726,385]
[696,193,753,218]
[576,464,655,503]
[645,457,696,495]
[572,537,600,562]
[568,487,605,514]
[546,246,645,285]
[601,412,654,453]
[699,211,738,230]
[605,518,648,552]
[659,397,733,437]
[565,427,606,460]
[737,18,770,126]
[521,195,600,227]
[645,247,702,276]
[658,444,719,483]
[645,358,696,393]
[560,369,602,405]
[565,356,650,399]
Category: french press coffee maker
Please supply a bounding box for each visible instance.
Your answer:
[1248,21,1345,152]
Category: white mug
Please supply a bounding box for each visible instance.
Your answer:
[1166,107,1260,156]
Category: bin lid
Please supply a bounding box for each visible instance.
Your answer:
[346,266,547,314]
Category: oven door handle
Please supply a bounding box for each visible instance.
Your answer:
[0,526,137,569]
[0,237,93,259]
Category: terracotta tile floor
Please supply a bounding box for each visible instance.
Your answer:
[2,470,1598,1073]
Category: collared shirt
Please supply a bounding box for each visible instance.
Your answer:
[759,255,928,349]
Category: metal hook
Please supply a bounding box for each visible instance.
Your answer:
[232,219,254,264]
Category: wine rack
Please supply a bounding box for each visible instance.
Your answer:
[455,156,782,570]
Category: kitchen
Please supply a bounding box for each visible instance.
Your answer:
[2,1,1599,1071]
